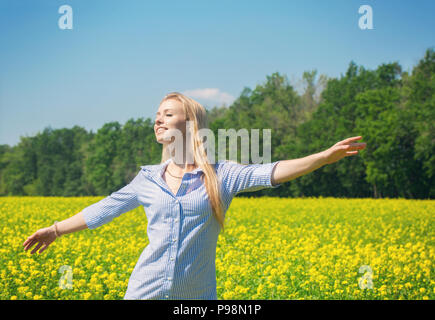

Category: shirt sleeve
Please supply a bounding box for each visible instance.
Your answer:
[219,160,282,196]
[81,170,143,230]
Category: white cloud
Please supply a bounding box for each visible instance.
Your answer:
[182,88,236,107]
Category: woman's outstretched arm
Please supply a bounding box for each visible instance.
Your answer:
[55,212,89,235]
[23,168,144,254]
[23,212,88,255]
[271,136,366,185]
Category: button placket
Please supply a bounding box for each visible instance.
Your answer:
[166,199,180,293]
[143,162,208,300]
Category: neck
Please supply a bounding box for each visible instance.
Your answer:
[164,136,198,172]
[169,157,197,172]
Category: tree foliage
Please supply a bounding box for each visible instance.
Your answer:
[0,48,433,198]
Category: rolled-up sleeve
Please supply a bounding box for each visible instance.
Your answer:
[81,170,143,230]
[219,160,281,196]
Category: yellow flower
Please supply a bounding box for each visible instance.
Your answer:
[2,196,433,300]
[222,291,234,300]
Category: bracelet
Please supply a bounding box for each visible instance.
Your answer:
[54,221,61,238]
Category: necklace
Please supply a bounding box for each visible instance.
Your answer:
[166,167,184,179]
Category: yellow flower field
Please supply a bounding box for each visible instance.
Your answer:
[1,196,433,300]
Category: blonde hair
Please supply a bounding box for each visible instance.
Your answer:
[159,92,226,232]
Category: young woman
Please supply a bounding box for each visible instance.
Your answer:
[22,92,366,300]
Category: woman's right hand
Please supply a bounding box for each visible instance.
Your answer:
[23,225,58,254]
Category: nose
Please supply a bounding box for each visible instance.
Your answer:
[155,115,163,126]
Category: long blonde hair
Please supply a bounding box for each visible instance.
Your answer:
[159,92,226,231]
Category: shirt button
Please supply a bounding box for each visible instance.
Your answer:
[173,238,177,242]
[170,257,175,261]
[165,294,169,298]
[174,218,178,222]
[167,277,172,281]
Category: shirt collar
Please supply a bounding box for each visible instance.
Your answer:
[142,158,205,176]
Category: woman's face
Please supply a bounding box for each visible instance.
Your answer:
[154,99,188,144]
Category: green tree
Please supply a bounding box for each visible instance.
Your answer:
[84,122,122,195]
[405,48,435,197]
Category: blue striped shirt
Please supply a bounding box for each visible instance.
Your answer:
[81,158,281,300]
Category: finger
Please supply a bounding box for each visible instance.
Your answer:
[336,136,363,146]
[25,238,39,252]
[23,234,36,246]
[344,136,363,144]
[25,239,37,252]
[38,244,49,254]
[24,239,37,251]
[31,242,43,255]
[348,142,366,149]
[345,151,359,156]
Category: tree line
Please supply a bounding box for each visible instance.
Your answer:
[0,48,433,199]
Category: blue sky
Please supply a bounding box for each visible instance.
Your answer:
[0,0,434,147]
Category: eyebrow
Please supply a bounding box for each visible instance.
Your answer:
[156,108,173,115]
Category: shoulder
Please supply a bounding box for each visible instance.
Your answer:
[215,160,238,166]
[215,160,248,169]
[215,160,236,172]
[214,160,245,179]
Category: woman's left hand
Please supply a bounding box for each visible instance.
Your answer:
[322,136,366,165]
[23,225,58,254]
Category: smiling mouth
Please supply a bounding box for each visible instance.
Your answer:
[156,128,168,134]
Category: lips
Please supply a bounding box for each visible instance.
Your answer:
[156,127,168,134]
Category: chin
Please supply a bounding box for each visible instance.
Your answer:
[156,137,173,145]
[156,136,166,144]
